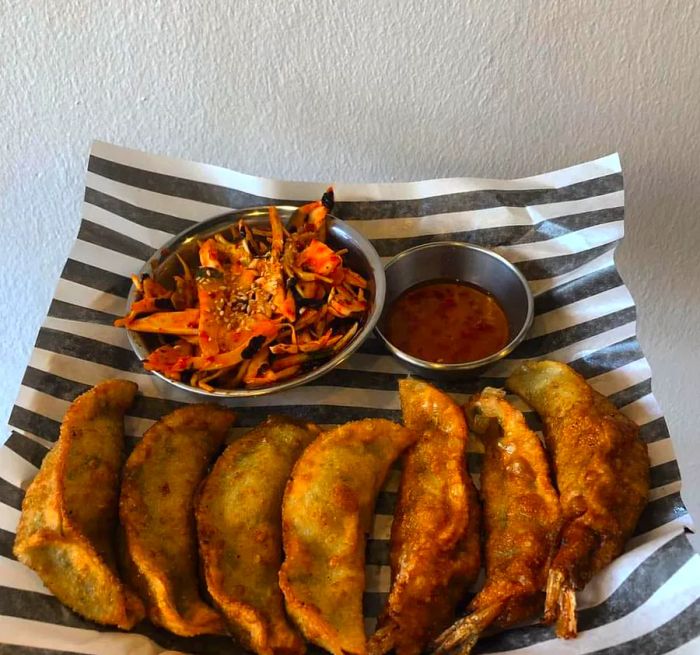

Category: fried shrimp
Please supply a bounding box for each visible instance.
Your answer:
[506,360,650,638]
[14,380,144,629]
[119,404,236,636]
[279,419,417,655]
[369,379,481,655]
[432,388,561,655]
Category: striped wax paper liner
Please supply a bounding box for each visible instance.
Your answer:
[0,141,697,654]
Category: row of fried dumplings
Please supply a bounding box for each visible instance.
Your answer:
[13,360,650,655]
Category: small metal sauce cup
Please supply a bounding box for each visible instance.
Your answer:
[375,241,534,378]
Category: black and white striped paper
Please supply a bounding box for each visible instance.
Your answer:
[1,142,697,654]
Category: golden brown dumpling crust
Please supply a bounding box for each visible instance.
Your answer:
[506,360,649,638]
[14,379,143,629]
[197,416,319,655]
[279,419,417,655]
[119,404,235,636]
[369,379,481,655]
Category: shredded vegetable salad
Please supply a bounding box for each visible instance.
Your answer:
[115,189,370,391]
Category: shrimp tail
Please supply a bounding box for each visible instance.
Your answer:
[430,602,504,655]
[545,569,578,638]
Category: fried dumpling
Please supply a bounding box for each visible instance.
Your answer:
[369,379,482,655]
[14,379,144,629]
[279,418,417,655]
[196,416,319,655]
[119,404,236,636]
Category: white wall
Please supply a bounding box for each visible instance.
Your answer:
[2,1,699,542]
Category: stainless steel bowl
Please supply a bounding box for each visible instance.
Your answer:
[125,206,385,398]
[375,241,534,378]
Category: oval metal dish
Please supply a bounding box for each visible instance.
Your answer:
[125,205,385,398]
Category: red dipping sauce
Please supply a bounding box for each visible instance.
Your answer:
[383,279,510,364]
